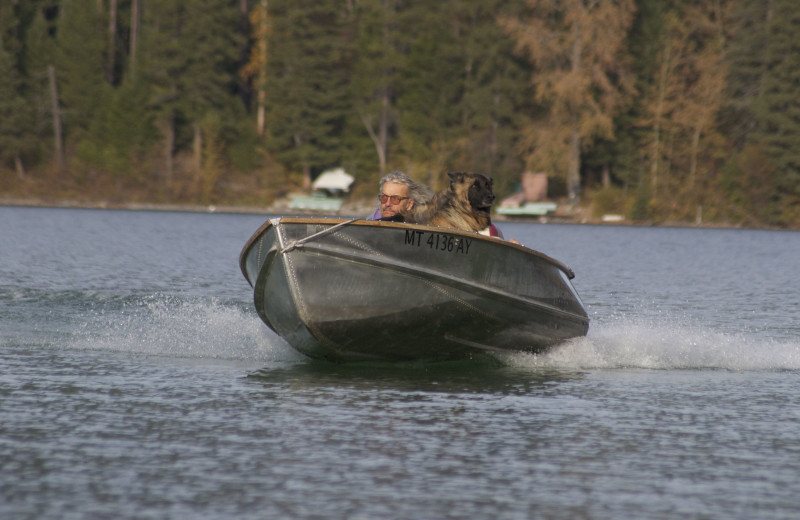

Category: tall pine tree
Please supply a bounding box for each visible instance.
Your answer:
[23,6,62,172]
[266,0,352,188]
[0,33,32,178]
[139,0,243,196]
[443,0,529,190]
[349,0,402,180]
[749,0,800,223]
[54,0,108,141]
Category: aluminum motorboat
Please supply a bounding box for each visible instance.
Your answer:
[239,217,589,362]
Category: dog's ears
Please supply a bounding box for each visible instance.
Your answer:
[446,171,494,189]
[447,171,465,187]
[447,171,458,189]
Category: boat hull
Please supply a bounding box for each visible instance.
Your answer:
[240,217,589,362]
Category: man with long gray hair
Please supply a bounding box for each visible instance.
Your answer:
[368,171,433,221]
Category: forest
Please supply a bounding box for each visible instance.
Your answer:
[1,0,799,227]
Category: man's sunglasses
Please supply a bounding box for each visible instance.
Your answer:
[379,194,410,204]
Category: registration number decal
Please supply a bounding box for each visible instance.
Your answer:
[404,229,472,255]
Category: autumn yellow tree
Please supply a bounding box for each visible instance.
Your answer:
[241,0,271,137]
[501,0,636,203]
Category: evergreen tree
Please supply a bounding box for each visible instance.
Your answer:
[138,0,185,187]
[78,75,153,187]
[393,2,464,180]
[722,0,775,223]
[181,0,243,192]
[0,34,33,178]
[749,0,800,223]
[140,0,243,194]
[23,6,61,170]
[0,1,22,63]
[387,0,530,192]
[0,3,22,175]
[266,0,352,188]
[54,0,108,140]
[349,0,402,181]
[724,0,771,148]
[446,0,529,191]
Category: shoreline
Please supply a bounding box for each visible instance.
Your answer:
[1,197,793,231]
[0,196,378,218]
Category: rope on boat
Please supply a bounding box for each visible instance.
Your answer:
[280,218,361,254]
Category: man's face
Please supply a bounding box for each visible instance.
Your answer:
[379,181,414,218]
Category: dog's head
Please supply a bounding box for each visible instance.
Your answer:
[448,172,495,211]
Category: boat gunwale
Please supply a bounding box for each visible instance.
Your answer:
[239,216,577,285]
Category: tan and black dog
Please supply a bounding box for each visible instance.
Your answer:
[402,171,495,232]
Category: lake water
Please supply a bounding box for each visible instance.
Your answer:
[2,206,800,519]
